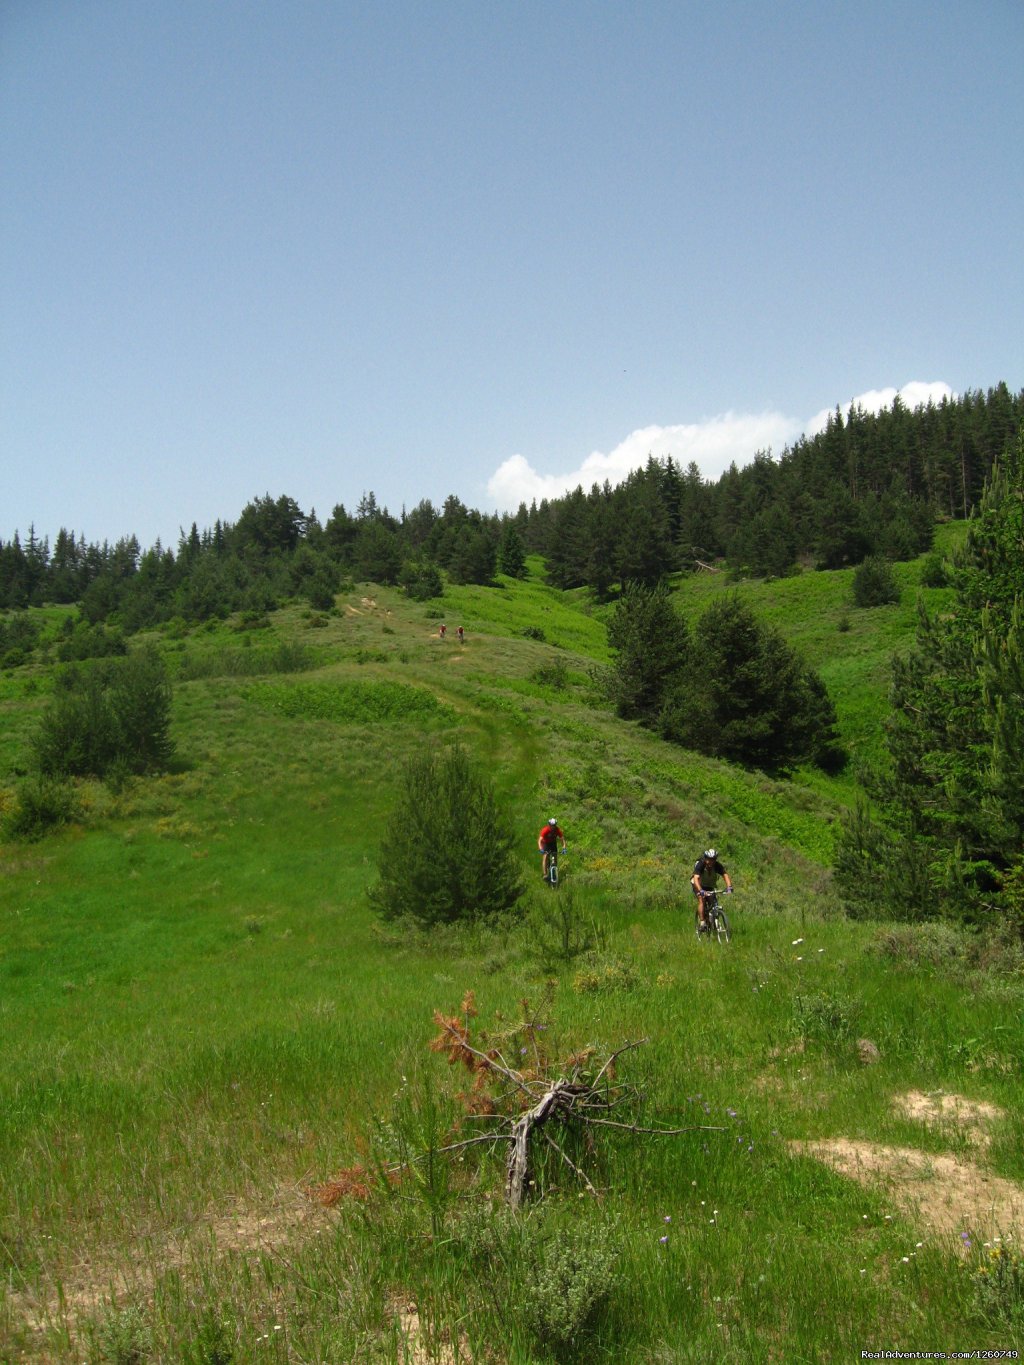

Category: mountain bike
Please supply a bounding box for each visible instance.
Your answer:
[544,845,563,888]
[695,888,731,943]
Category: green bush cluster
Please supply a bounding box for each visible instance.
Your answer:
[1,774,79,841]
[852,556,900,607]
[33,648,174,780]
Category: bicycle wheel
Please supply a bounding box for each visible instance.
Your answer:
[549,856,558,888]
[713,908,730,943]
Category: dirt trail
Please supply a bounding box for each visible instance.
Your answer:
[6,1184,334,1351]
[791,1089,1023,1245]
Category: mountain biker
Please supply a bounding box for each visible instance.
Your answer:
[692,848,732,930]
[538,817,566,881]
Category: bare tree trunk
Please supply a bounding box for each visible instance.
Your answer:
[505,1084,568,1207]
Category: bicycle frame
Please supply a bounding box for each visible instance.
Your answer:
[695,889,730,942]
[547,845,559,887]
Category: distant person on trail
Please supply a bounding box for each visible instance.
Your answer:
[439,623,447,639]
[457,626,465,642]
[692,848,732,931]
[538,818,566,881]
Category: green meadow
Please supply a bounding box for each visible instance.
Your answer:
[2,540,1022,1363]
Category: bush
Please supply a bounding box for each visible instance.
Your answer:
[400,558,444,601]
[368,744,524,926]
[2,775,78,841]
[33,648,174,779]
[56,620,127,663]
[520,1219,619,1352]
[972,1245,1024,1327]
[919,551,948,588]
[852,555,900,607]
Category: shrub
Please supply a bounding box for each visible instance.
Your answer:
[56,620,127,663]
[93,1302,153,1364]
[33,648,174,779]
[520,1220,619,1352]
[852,555,900,607]
[368,744,524,926]
[972,1245,1024,1327]
[919,551,948,588]
[530,656,569,691]
[793,990,859,1046]
[2,775,78,841]
[400,558,444,601]
[526,885,605,966]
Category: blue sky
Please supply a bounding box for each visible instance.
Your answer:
[2,1,1021,551]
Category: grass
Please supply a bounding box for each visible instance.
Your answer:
[1,539,1022,1362]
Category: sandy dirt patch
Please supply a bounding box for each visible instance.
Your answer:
[792,1089,1021,1245]
[7,1184,333,1344]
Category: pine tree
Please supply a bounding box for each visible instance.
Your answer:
[837,430,1024,922]
[606,581,689,723]
[368,745,524,926]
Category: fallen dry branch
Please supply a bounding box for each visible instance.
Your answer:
[424,1001,724,1208]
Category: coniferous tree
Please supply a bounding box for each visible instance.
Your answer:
[368,744,524,927]
[659,596,842,773]
[497,525,527,578]
[837,430,1024,922]
[606,581,689,723]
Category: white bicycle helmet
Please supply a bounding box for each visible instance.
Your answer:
[704,848,717,859]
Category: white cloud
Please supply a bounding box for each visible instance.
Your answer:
[487,381,956,511]
[487,411,800,510]
[806,380,954,436]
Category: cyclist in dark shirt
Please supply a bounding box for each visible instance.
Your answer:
[691,848,732,931]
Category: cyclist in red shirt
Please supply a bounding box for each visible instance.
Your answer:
[537,818,566,881]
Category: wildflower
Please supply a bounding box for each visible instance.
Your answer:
[792,938,804,945]
[659,1235,669,1244]
[664,1215,672,1223]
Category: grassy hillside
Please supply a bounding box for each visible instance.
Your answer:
[2,537,1022,1363]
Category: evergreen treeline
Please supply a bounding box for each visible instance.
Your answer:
[517,384,1022,591]
[0,492,526,631]
[1,385,1019,635]
[837,427,1024,928]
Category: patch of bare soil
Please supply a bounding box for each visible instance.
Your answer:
[7,1183,335,1349]
[894,1089,1004,1147]
[392,1298,469,1365]
[791,1090,1022,1246]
